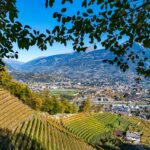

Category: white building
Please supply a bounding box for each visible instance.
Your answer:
[126,131,141,144]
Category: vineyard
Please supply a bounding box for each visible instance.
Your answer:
[9,116,95,150]
[0,87,150,149]
[61,113,119,143]
[61,113,150,146]
[0,88,33,130]
[0,88,95,150]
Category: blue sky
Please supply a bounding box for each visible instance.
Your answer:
[15,0,104,62]
[11,0,142,62]
[15,0,79,62]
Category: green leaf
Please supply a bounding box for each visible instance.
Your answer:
[82,0,87,7]
[46,29,51,34]
[24,25,31,29]
[61,8,67,13]
[45,0,48,8]
[94,45,97,49]
[82,13,88,17]
[49,0,55,7]
[108,11,112,15]
[87,9,93,14]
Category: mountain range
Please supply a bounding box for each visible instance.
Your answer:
[4,43,150,86]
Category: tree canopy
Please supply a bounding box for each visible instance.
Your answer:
[79,97,91,112]
[0,68,43,109]
[0,68,77,113]
[0,0,150,76]
[0,0,48,64]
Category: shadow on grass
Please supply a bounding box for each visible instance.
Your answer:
[0,128,45,150]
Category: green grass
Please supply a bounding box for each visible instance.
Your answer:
[50,89,78,97]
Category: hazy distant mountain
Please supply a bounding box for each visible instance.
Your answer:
[18,49,114,72]
[4,59,24,70]
[14,43,149,73]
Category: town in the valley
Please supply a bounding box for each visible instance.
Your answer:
[25,78,150,120]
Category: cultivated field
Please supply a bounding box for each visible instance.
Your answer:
[0,87,150,149]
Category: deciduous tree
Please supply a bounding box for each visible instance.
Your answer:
[80,97,91,112]
[0,0,150,76]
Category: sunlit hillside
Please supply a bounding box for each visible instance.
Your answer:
[0,87,150,150]
[0,88,33,130]
[0,87,95,150]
